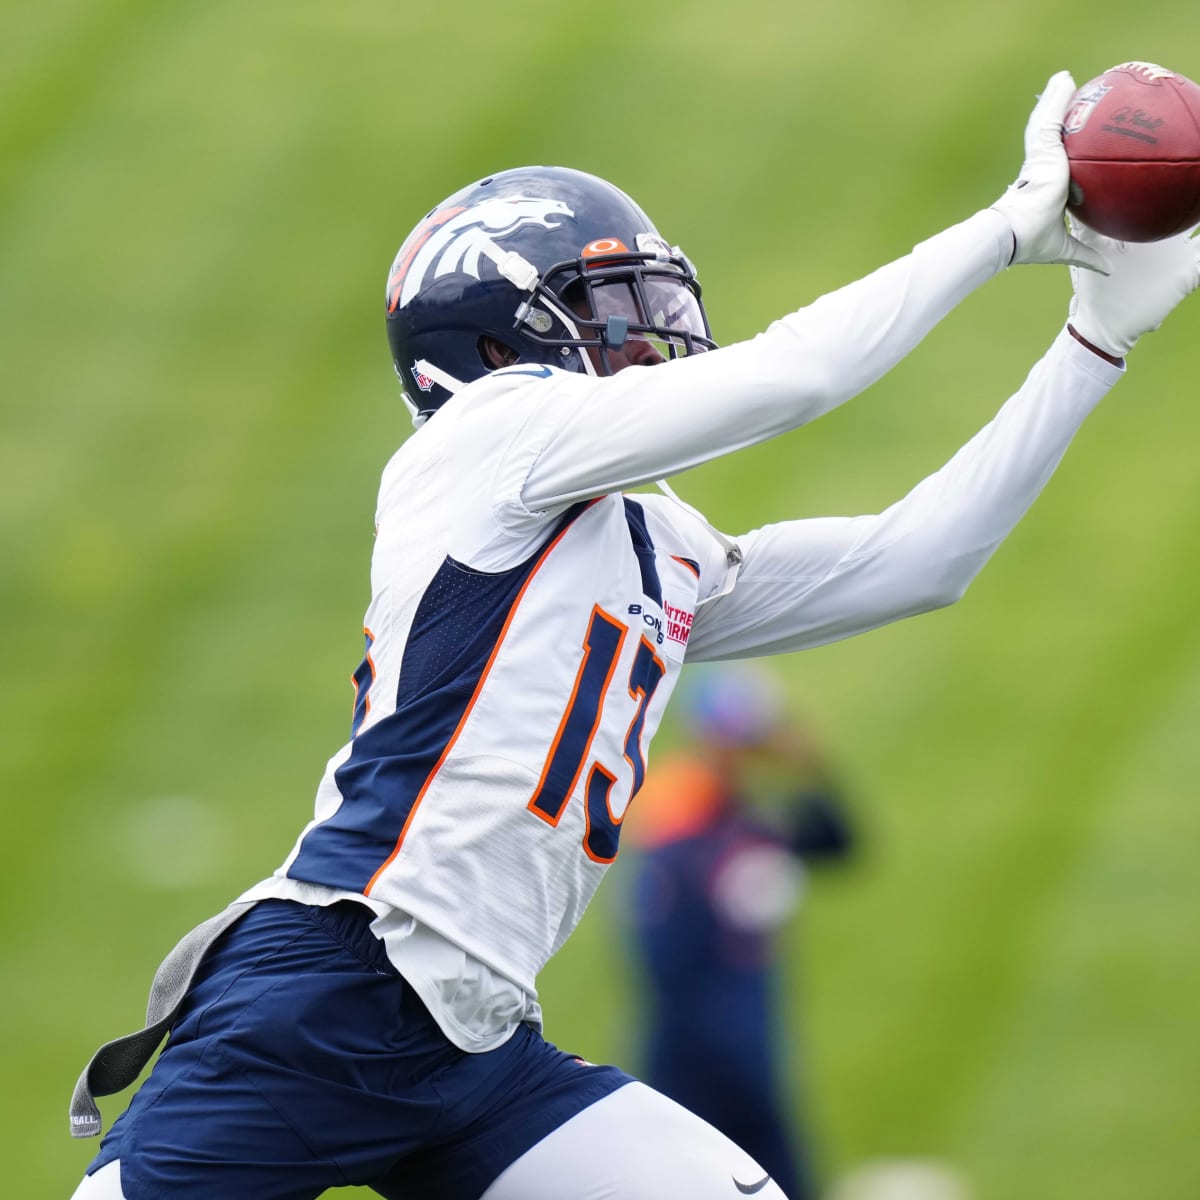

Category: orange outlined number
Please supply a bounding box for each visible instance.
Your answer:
[530,610,664,861]
[529,607,626,824]
[350,628,377,737]
[583,635,665,862]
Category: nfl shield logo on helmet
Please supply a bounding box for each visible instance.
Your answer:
[412,362,436,392]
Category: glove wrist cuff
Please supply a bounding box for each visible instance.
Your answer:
[1067,322,1125,366]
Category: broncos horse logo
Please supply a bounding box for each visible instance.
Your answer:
[387,197,574,312]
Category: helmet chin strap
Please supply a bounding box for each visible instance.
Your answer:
[475,236,540,292]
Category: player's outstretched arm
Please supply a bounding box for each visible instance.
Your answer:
[686,230,1199,661]
[684,327,1122,660]
[515,75,1092,514]
[696,232,1200,662]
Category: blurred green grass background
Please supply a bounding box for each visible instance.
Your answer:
[4,2,1199,1195]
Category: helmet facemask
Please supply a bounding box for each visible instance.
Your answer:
[512,241,716,377]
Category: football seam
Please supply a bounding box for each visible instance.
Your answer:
[1068,156,1200,165]
[1175,78,1200,143]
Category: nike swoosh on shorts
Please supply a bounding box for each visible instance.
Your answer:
[732,1173,772,1195]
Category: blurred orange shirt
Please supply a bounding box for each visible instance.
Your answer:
[625,755,727,850]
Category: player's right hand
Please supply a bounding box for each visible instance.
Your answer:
[1068,220,1200,357]
[991,71,1111,274]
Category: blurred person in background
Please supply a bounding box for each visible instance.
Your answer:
[68,72,1200,1200]
[627,664,856,1200]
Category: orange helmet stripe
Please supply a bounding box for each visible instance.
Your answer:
[387,206,466,313]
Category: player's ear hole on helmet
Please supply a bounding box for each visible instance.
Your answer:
[479,336,520,370]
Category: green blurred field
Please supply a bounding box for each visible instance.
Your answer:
[4,2,1200,1195]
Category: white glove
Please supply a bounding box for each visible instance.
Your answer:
[991,71,1111,273]
[1069,220,1200,357]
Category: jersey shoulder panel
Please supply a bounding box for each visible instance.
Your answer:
[445,367,596,533]
[375,369,578,572]
[633,490,735,602]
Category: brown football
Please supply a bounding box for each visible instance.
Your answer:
[1063,62,1200,241]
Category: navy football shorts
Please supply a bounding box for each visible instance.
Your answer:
[85,899,631,1200]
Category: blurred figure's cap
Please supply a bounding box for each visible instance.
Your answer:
[678,662,787,747]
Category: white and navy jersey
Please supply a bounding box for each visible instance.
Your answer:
[244,209,1122,1047]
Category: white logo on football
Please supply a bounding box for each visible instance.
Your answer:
[1115,61,1176,81]
[397,197,573,309]
[1064,82,1110,134]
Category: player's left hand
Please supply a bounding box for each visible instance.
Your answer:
[991,71,1111,274]
[1068,220,1200,357]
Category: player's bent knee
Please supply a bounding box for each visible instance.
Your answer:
[70,1160,127,1199]
[482,1081,789,1200]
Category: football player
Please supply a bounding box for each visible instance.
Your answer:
[70,72,1199,1200]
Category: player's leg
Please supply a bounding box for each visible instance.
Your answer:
[70,1159,126,1199]
[480,1080,789,1200]
[656,1055,807,1199]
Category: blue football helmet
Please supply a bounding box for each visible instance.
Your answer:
[385,166,717,424]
